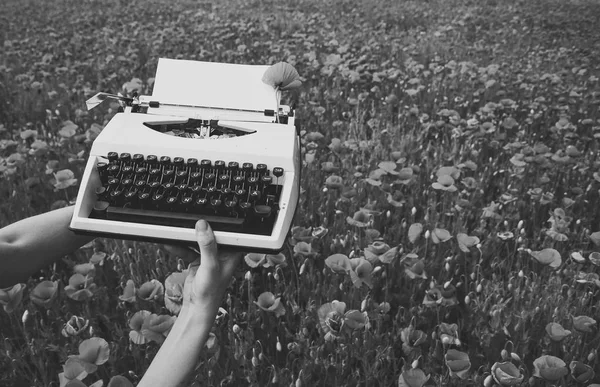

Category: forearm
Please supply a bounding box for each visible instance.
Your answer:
[138,305,218,387]
[0,206,93,287]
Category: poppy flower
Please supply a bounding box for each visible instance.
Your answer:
[403,255,427,280]
[438,322,461,346]
[119,280,136,303]
[346,210,372,228]
[545,322,571,341]
[58,360,88,387]
[491,361,524,386]
[321,161,339,173]
[129,310,151,344]
[293,241,313,257]
[325,254,351,274]
[497,231,514,241]
[400,326,428,356]
[73,263,95,277]
[0,283,26,313]
[325,175,344,189]
[575,272,600,286]
[141,313,176,344]
[254,292,286,317]
[590,252,600,266]
[257,253,286,268]
[312,226,328,238]
[164,271,187,315]
[445,349,471,379]
[364,241,391,264]
[64,274,97,301]
[349,258,373,288]
[30,280,59,308]
[53,169,78,190]
[89,252,107,265]
[533,355,568,381]
[317,300,346,341]
[572,315,596,333]
[529,248,562,269]
[107,376,134,387]
[570,361,594,383]
[344,310,367,330]
[432,174,457,192]
[291,226,314,244]
[61,316,90,337]
[262,62,302,91]
[67,337,110,373]
[456,233,479,252]
[398,368,429,387]
[137,279,164,302]
[394,167,414,185]
[431,228,452,244]
[244,253,266,268]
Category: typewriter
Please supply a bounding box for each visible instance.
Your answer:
[70,59,301,252]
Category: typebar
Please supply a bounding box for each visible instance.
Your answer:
[103,206,245,232]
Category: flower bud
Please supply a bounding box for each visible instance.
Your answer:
[464,295,471,305]
[518,270,524,278]
[588,350,596,362]
[411,359,419,369]
[484,375,493,387]
[21,310,29,325]
[501,349,509,360]
[233,324,241,335]
[276,339,282,352]
[517,220,523,229]
[511,352,521,362]
[424,230,430,239]
[252,356,259,367]
[411,207,417,216]
[299,263,306,275]
[476,283,483,293]
[245,271,252,281]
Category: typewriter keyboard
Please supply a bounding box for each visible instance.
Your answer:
[90,152,286,235]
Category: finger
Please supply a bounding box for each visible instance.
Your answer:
[196,219,218,270]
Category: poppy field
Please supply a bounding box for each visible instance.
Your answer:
[2,0,600,386]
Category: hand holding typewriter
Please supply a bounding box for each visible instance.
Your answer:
[137,219,242,387]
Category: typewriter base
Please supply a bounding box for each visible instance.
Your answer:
[69,226,289,254]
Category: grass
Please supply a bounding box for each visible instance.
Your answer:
[1,0,600,386]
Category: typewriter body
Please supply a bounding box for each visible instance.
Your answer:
[70,59,300,252]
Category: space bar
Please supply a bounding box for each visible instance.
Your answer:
[106,207,245,231]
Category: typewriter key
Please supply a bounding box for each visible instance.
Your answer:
[147,155,158,164]
[173,157,184,167]
[133,154,144,163]
[215,160,225,169]
[160,156,171,165]
[107,152,119,162]
[119,153,131,163]
[273,167,284,177]
[261,176,273,185]
[190,171,202,183]
[228,161,239,170]
[91,201,110,218]
[187,158,198,167]
[200,159,212,169]
[254,205,272,218]
[242,162,253,172]
[256,164,268,174]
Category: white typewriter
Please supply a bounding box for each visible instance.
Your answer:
[70,58,301,252]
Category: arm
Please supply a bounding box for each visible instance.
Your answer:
[0,206,94,288]
[138,220,241,387]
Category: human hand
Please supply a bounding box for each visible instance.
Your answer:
[181,220,242,312]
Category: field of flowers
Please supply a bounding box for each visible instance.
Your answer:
[2,0,600,385]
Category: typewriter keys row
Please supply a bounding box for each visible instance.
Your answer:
[92,153,285,235]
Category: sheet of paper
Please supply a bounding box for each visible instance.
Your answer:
[151,58,279,112]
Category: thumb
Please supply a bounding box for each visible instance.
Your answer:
[196,219,218,269]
